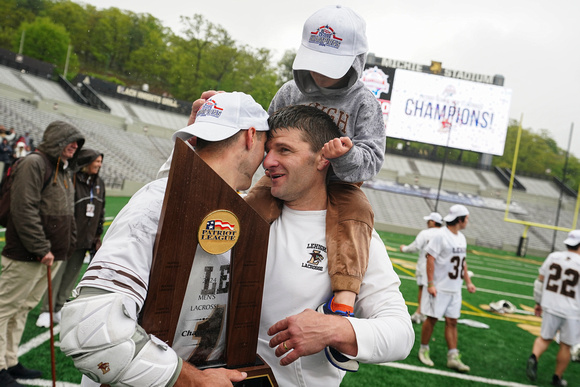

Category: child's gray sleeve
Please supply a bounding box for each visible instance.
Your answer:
[330,95,385,183]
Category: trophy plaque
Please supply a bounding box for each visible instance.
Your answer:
[141,138,277,386]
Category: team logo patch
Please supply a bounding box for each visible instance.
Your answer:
[301,244,326,271]
[198,210,240,255]
[309,24,342,49]
[196,99,224,119]
[97,362,110,375]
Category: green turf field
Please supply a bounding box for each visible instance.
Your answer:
[5,196,579,386]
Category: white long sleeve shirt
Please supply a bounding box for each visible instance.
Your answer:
[258,206,414,387]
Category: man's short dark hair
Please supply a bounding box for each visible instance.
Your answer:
[446,215,467,226]
[267,105,342,152]
[566,243,580,251]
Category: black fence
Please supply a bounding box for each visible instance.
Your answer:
[73,74,190,116]
[0,48,56,79]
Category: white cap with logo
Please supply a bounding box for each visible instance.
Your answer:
[423,212,443,224]
[173,92,269,142]
[443,205,470,222]
[293,5,368,79]
[564,230,580,246]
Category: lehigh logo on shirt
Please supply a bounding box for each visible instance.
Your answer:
[301,244,326,271]
[198,210,240,255]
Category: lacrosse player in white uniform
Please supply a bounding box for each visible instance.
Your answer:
[418,204,476,372]
[59,92,271,387]
[400,212,443,324]
[527,229,580,387]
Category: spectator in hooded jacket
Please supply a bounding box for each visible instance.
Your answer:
[0,138,13,178]
[36,149,105,328]
[0,120,84,387]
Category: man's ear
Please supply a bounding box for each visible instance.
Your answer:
[316,152,331,171]
[244,127,257,150]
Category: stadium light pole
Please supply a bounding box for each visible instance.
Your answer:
[18,30,25,55]
[434,123,452,213]
[551,122,574,251]
[63,44,72,79]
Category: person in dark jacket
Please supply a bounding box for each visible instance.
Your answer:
[0,120,84,386]
[36,149,105,328]
[0,138,13,178]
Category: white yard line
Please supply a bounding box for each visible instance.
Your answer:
[398,275,534,300]
[392,253,538,279]
[472,260,538,273]
[13,379,80,387]
[468,274,533,287]
[380,362,536,387]
[18,325,60,356]
[468,264,537,279]
[17,325,81,386]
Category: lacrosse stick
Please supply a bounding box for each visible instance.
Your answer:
[46,265,56,387]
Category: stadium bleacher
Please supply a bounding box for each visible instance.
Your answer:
[0,66,31,91]
[19,71,76,103]
[0,64,577,257]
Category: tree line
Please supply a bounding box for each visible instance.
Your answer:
[0,0,577,190]
[0,0,294,108]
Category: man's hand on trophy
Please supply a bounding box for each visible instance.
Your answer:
[174,362,247,386]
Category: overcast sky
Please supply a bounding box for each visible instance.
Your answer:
[81,0,580,158]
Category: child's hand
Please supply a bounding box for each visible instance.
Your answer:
[322,137,353,159]
[188,90,219,126]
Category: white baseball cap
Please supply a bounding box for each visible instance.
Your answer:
[293,5,368,79]
[564,230,580,246]
[173,92,269,142]
[423,212,443,224]
[443,205,470,222]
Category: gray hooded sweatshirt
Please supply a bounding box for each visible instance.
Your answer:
[268,53,385,183]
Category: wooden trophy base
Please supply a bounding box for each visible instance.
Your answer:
[197,355,277,387]
[232,356,278,387]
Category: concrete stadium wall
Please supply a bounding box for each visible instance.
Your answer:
[376,168,399,181]
[35,98,127,129]
[502,242,549,258]
[479,188,509,200]
[126,122,174,139]
[398,173,480,195]
[0,83,35,102]
[511,190,559,207]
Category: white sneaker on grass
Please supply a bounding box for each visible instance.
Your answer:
[35,312,50,328]
[447,352,470,372]
[410,312,422,324]
[418,348,434,366]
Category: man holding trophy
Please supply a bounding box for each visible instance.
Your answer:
[59,93,413,387]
